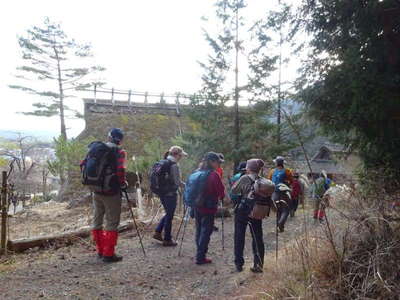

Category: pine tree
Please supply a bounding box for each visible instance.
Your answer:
[292,0,400,180]
[10,17,105,140]
[191,0,246,166]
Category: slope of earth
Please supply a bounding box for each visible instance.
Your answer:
[0,206,319,300]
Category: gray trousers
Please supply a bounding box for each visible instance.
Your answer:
[93,193,122,231]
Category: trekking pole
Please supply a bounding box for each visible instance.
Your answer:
[272,199,279,263]
[124,191,146,257]
[178,207,190,257]
[220,200,225,252]
[175,204,187,241]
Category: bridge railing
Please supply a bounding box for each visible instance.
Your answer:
[80,86,196,107]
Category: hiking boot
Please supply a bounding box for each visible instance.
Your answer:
[213,226,219,232]
[290,210,295,218]
[250,265,263,273]
[278,224,285,233]
[103,254,123,263]
[153,232,163,242]
[163,240,178,247]
[235,265,243,272]
[196,258,212,265]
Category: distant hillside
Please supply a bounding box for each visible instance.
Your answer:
[0,129,58,142]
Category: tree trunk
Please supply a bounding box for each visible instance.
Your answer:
[53,43,67,186]
[42,168,48,200]
[7,220,144,253]
[233,1,240,169]
[277,0,283,145]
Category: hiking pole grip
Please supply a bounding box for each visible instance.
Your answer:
[124,191,147,257]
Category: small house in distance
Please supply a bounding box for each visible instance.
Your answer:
[291,144,360,183]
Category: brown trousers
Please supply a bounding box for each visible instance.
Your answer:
[92,193,122,231]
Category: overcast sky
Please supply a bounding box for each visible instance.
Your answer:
[0,0,299,139]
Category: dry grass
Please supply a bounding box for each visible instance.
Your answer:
[237,179,400,299]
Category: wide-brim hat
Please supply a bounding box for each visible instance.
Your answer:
[169,146,188,156]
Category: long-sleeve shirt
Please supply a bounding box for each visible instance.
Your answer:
[232,173,258,199]
[165,155,181,196]
[115,147,127,185]
[198,171,225,215]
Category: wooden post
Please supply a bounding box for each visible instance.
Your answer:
[160,92,165,104]
[175,93,180,114]
[176,93,183,136]
[128,90,132,106]
[1,171,8,255]
[144,92,148,104]
[111,88,115,106]
[94,84,97,104]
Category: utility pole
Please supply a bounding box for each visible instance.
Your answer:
[277,0,283,145]
[234,0,240,167]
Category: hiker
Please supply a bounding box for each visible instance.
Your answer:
[215,153,225,178]
[311,171,330,223]
[153,146,188,246]
[229,161,247,206]
[83,128,128,263]
[232,159,274,273]
[267,156,293,187]
[290,173,302,217]
[192,152,225,265]
[268,156,293,232]
[298,174,308,206]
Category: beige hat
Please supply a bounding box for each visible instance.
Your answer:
[169,145,188,156]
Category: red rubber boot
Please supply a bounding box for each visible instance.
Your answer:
[102,231,123,263]
[91,229,103,258]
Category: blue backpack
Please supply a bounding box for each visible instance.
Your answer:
[184,170,211,208]
[229,173,244,205]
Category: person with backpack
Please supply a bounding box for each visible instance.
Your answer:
[232,159,274,273]
[184,152,225,265]
[312,170,331,223]
[81,128,128,263]
[229,161,247,207]
[290,173,302,217]
[267,156,294,232]
[153,146,187,246]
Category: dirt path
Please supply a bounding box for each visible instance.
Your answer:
[0,207,316,300]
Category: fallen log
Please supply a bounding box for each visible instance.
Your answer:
[7,220,144,253]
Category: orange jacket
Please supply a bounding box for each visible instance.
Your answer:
[267,168,293,186]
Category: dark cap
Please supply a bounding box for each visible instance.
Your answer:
[204,152,223,163]
[108,128,124,144]
[237,161,247,172]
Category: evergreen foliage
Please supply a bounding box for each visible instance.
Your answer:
[293,0,400,180]
[10,17,105,140]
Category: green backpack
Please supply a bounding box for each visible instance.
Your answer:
[313,177,326,198]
